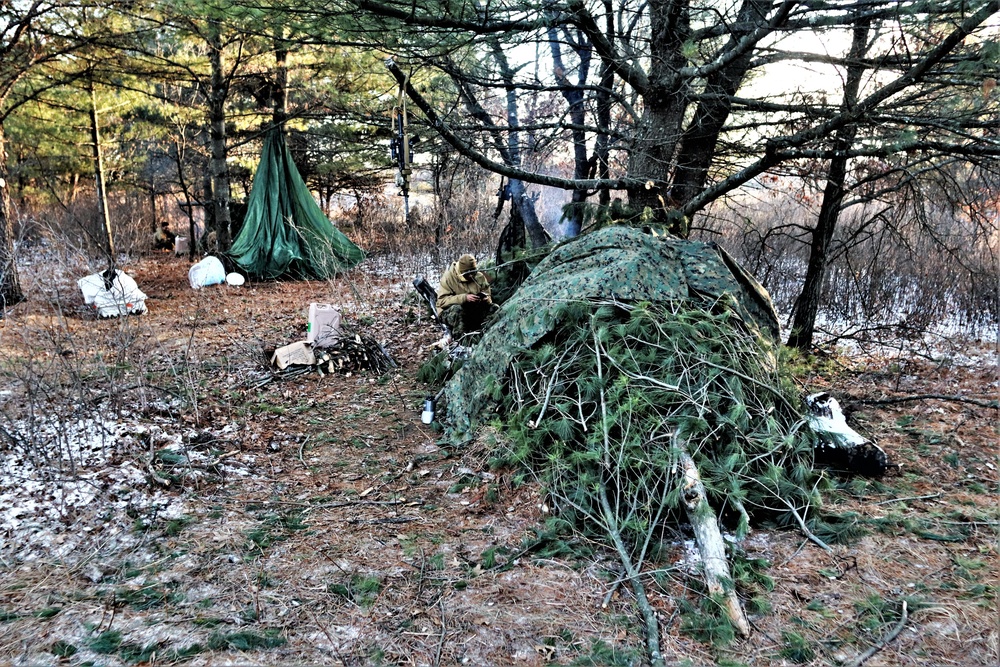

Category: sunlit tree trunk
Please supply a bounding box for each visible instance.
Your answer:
[491,43,549,247]
[548,23,591,237]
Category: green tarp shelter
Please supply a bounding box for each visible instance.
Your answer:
[230,129,364,279]
[443,225,781,438]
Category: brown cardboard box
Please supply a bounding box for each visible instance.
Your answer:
[271,341,316,369]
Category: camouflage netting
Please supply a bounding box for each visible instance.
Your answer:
[443,225,782,438]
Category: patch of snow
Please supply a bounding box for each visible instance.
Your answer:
[674,539,703,574]
[0,402,247,564]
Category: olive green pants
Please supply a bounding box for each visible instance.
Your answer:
[439,302,495,336]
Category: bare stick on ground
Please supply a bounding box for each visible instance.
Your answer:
[846,600,909,667]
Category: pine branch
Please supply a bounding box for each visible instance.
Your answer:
[597,482,666,667]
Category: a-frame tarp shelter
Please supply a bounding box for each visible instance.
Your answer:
[231,129,364,279]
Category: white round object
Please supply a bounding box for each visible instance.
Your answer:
[225,272,245,286]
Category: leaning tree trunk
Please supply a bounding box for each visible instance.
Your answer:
[787,16,871,350]
[0,124,24,311]
[207,18,232,252]
[678,447,751,637]
[670,0,776,211]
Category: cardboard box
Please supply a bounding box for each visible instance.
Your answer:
[271,341,316,369]
[307,303,342,346]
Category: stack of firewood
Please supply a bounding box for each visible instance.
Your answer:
[316,334,397,375]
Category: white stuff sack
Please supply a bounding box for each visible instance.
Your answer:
[78,269,148,318]
[188,255,226,289]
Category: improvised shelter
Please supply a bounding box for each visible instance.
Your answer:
[443,225,781,438]
[230,129,364,279]
[435,226,884,648]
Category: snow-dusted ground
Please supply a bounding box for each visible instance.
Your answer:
[806,312,999,370]
[0,403,245,565]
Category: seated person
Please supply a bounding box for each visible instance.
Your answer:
[152,223,176,250]
[436,254,495,336]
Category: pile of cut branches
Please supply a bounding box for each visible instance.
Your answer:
[484,299,827,663]
[316,334,397,375]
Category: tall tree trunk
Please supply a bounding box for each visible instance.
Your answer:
[594,0,614,210]
[547,23,591,238]
[207,18,232,251]
[202,167,214,250]
[625,0,689,229]
[272,34,288,129]
[89,80,116,269]
[149,174,157,233]
[0,124,24,310]
[787,16,872,350]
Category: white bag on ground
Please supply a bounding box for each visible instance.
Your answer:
[188,256,226,289]
[78,270,148,318]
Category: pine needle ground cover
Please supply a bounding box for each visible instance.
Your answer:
[1,247,996,666]
[441,227,837,659]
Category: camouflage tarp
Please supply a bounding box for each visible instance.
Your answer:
[443,226,780,439]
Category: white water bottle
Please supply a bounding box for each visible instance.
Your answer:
[421,397,435,424]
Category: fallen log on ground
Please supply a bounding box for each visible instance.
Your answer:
[679,447,751,637]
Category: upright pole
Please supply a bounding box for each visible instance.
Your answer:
[89,78,116,269]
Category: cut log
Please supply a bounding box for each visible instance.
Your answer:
[807,392,889,477]
[678,448,751,637]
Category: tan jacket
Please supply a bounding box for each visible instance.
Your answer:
[436,261,492,311]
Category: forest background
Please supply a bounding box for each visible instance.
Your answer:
[0,0,997,347]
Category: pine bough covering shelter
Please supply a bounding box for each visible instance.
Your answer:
[444,225,782,437]
[231,130,364,279]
